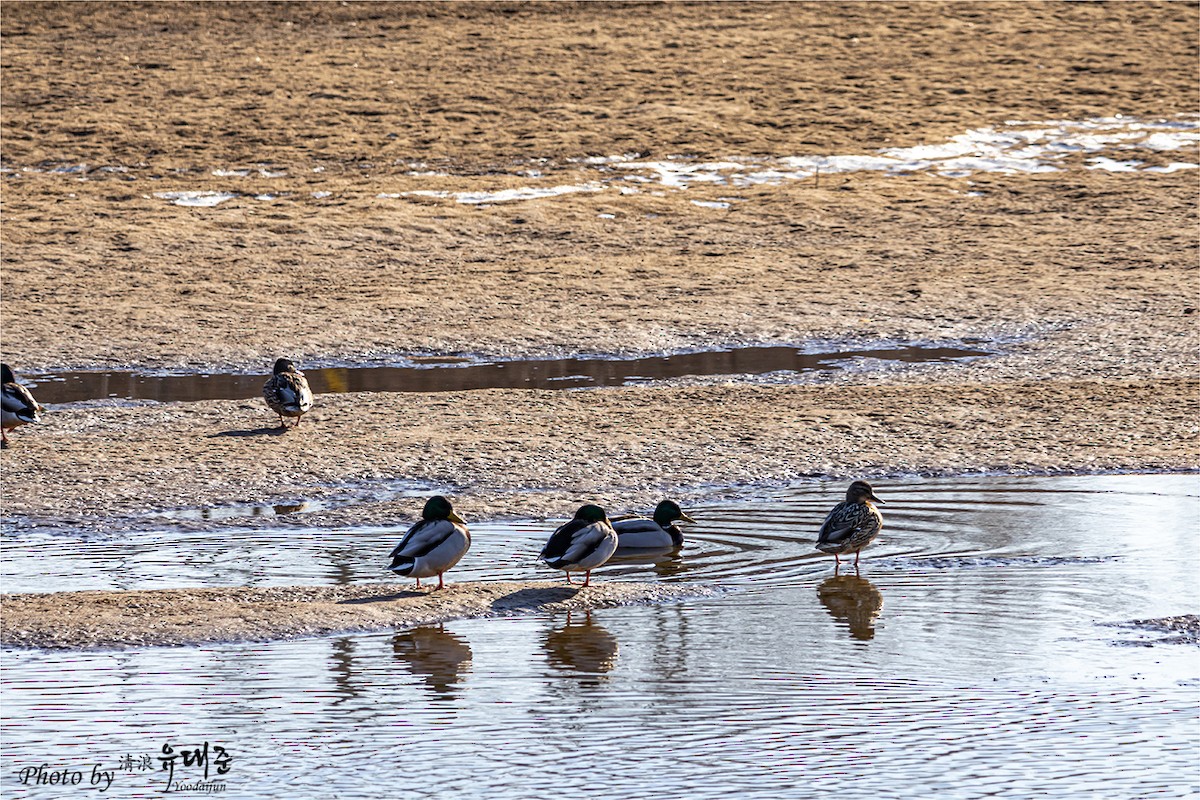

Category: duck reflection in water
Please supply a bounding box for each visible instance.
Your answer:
[391,624,473,700]
[544,610,619,680]
[603,546,687,579]
[817,574,884,641]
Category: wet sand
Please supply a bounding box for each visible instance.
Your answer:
[0,581,718,650]
[1,3,1198,645]
[1,378,1196,537]
[1107,615,1200,646]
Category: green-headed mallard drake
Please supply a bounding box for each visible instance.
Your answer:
[263,358,314,429]
[815,480,886,568]
[540,504,618,587]
[1,364,45,449]
[388,496,471,590]
[612,500,695,549]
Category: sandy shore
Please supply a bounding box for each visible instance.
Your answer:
[0,581,718,650]
[2,1,1196,371]
[1,377,1196,537]
[1,3,1197,645]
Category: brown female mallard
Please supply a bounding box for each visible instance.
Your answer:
[815,480,886,568]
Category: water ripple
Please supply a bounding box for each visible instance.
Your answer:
[2,475,1197,798]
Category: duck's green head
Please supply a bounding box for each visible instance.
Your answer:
[423,495,466,524]
[653,500,696,526]
[1,364,13,384]
[574,504,610,524]
[846,480,885,505]
[272,358,298,375]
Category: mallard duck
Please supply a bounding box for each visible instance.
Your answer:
[540,504,618,587]
[262,358,314,429]
[815,480,886,568]
[612,499,695,549]
[388,496,471,590]
[1,364,45,449]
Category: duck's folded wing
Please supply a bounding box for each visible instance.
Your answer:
[390,519,452,561]
[561,524,610,563]
[541,519,610,564]
[817,506,861,545]
[278,373,314,410]
[540,519,582,561]
[2,385,40,417]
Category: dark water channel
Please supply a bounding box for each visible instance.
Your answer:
[2,474,1197,799]
[24,343,991,404]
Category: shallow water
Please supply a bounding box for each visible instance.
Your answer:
[21,343,990,405]
[2,474,1198,798]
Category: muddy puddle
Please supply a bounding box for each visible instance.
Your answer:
[2,474,1197,798]
[22,343,991,405]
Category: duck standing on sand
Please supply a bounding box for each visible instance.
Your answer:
[815,480,886,569]
[263,358,314,429]
[388,496,472,590]
[540,505,618,587]
[612,500,695,549]
[1,364,45,449]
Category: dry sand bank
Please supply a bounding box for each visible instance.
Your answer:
[5,2,1195,169]
[0,580,718,650]
[1,162,1196,372]
[1,2,1196,370]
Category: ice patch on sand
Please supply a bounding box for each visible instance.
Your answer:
[1143,162,1200,173]
[104,116,1200,210]
[400,183,605,204]
[154,191,238,207]
[593,116,1200,189]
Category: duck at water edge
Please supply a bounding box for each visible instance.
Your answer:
[388,496,472,590]
[815,480,885,570]
[540,505,618,587]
